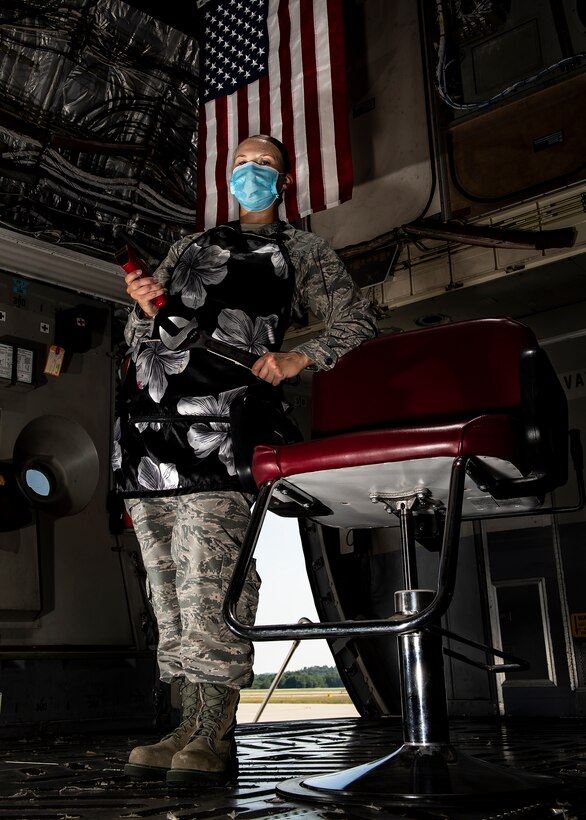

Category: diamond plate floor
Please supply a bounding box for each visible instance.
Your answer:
[1,717,586,819]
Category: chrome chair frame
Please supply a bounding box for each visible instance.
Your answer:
[222,318,583,808]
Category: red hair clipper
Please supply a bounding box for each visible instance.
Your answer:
[115,245,167,309]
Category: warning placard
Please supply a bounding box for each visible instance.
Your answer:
[571,613,586,639]
[16,347,34,384]
[44,345,65,377]
[0,343,12,380]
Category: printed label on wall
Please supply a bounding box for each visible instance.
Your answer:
[560,370,586,400]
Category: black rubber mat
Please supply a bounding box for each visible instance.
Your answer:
[0,717,585,819]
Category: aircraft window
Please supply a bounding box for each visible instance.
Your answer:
[25,469,52,497]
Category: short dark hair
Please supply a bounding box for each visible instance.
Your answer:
[249,134,291,173]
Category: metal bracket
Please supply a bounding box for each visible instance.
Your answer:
[370,488,443,515]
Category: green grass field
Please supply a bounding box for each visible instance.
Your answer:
[240,688,352,704]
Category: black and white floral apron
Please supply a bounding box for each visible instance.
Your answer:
[112,223,294,498]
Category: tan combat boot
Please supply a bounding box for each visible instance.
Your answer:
[125,679,201,780]
[167,682,240,785]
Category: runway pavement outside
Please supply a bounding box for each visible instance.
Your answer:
[237,700,360,723]
[237,688,360,723]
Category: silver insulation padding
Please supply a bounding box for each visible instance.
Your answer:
[0,0,199,265]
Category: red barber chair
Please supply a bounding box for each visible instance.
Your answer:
[223,317,584,809]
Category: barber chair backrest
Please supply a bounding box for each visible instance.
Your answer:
[312,318,568,496]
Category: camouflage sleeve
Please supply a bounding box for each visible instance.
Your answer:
[123,233,203,347]
[287,231,378,370]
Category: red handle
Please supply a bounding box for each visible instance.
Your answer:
[115,246,167,308]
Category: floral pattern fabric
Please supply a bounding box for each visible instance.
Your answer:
[212,309,278,355]
[113,224,294,498]
[170,242,230,309]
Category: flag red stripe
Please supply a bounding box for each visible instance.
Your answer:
[327,0,353,202]
[258,74,271,135]
[237,85,249,144]
[299,0,325,212]
[277,0,299,221]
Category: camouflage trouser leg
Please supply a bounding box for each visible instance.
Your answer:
[125,491,260,689]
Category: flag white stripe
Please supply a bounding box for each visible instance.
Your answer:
[204,100,218,229]
[247,78,261,137]
[267,0,290,220]
[314,0,340,208]
[288,0,310,218]
[226,91,240,223]
[267,0,283,145]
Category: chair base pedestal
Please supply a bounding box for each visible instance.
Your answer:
[276,742,562,809]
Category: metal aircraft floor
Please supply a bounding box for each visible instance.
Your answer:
[1,716,585,819]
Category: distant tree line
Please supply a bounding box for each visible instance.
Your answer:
[250,665,343,689]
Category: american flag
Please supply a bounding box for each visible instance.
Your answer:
[195,0,353,230]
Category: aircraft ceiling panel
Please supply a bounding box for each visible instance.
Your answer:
[0,1,199,268]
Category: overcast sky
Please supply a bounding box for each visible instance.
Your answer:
[251,511,334,675]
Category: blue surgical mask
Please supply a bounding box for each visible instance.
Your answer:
[229,161,281,212]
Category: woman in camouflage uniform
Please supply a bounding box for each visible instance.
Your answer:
[113,135,377,785]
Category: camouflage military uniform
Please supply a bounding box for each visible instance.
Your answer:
[120,220,377,689]
[125,491,258,687]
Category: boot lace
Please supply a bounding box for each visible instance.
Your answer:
[162,679,201,742]
[192,684,236,746]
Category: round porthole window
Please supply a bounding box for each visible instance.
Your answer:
[24,468,52,497]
